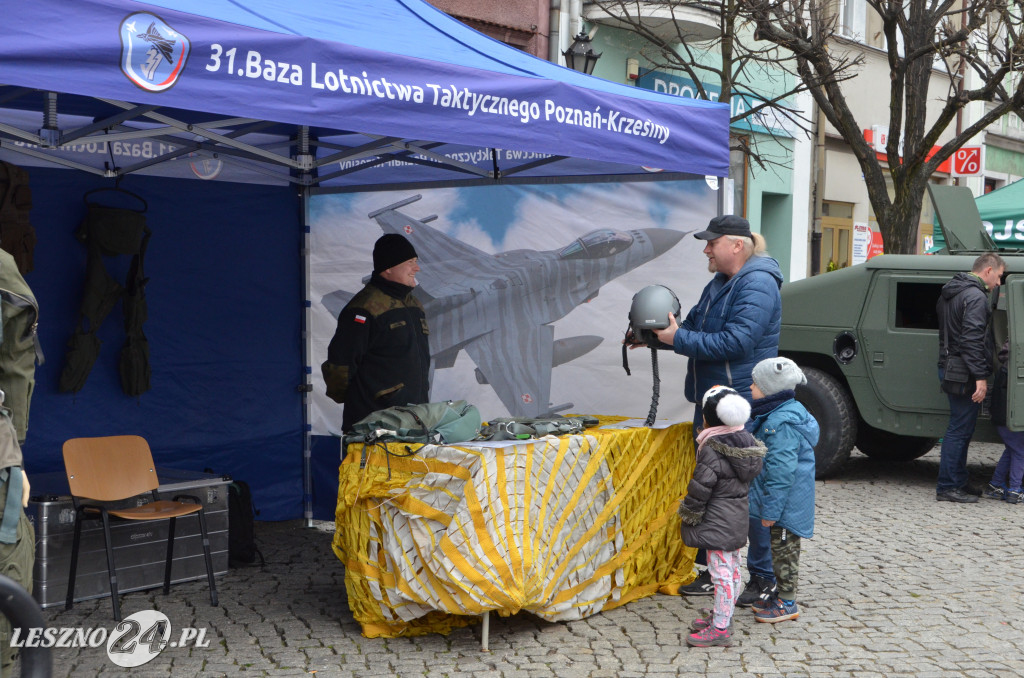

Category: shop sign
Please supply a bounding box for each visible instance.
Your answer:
[852,221,871,265]
[951,146,983,176]
[636,68,793,137]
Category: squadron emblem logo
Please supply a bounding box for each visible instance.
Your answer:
[120,12,191,92]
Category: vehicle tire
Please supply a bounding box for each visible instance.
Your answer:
[855,420,937,462]
[794,367,857,479]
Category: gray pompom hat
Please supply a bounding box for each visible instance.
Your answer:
[751,357,806,397]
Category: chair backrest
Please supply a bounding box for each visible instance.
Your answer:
[63,435,160,502]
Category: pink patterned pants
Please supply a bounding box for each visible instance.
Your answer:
[707,548,742,629]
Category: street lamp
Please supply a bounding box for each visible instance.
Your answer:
[562,32,602,75]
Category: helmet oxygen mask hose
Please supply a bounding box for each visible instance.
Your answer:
[623,285,680,427]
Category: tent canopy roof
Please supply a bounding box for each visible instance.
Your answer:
[0,0,730,186]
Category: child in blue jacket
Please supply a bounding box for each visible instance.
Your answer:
[747,357,819,623]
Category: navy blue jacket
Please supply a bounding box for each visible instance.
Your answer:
[673,255,784,404]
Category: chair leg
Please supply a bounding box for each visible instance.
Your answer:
[99,511,122,622]
[196,508,219,607]
[65,514,84,612]
[164,516,176,595]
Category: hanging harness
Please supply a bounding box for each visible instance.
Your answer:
[59,197,152,396]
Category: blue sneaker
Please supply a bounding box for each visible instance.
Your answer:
[1005,489,1024,504]
[984,483,1006,500]
[750,593,777,614]
[754,597,800,623]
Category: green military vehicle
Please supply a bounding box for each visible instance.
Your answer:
[781,184,1022,477]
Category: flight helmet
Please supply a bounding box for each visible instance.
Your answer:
[627,284,681,347]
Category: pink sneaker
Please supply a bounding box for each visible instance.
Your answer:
[690,607,713,632]
[686,624,732,647]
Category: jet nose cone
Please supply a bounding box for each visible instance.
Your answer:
[643,228,686,255]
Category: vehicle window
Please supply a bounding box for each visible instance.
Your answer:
[895,282,942,329]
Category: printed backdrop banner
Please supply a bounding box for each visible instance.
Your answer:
[308,179,718,436]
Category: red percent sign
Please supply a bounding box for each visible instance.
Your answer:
[953,146,982,176]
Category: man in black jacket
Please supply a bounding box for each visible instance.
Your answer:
[935,252,1005,503]
[322,234,431,432]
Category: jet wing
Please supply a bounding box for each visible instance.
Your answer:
[465,325,554,418]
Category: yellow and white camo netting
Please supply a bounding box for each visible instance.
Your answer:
[333,416,696,638]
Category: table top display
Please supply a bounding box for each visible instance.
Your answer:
[333,416,696,638]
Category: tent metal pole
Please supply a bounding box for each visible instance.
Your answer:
[315,136,404,166]
[0,122,43,145]
[300,126,315,528]
[302,185,314,528]
[98,98,305,169]
[381,139,495,178]
[58,104,159,144]
[500,155,569,177]
[481,611,490,652]
[0,139,108,176]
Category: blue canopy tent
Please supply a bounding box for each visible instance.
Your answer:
[0,0,729,520]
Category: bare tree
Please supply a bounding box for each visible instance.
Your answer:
[743,0,1024,254]
[587,1,856,170]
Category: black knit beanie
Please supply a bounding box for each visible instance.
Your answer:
[373,234,417,273]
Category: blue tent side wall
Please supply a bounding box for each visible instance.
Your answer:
[23,167,305,520]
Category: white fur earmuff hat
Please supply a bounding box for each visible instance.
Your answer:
[701,385,750,427]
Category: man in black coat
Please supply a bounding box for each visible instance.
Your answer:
[322,234,431,432]
[935,252,1005,503]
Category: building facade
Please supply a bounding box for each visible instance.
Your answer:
[427,0,551,57]
[430,0,811,280]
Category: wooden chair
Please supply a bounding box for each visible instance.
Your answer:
[62,435,219,621]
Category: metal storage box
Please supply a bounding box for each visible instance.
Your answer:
[27,468,229,608]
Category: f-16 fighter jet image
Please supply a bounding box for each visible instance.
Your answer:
[322,194,688,417]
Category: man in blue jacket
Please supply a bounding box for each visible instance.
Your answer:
[654,214,783,598]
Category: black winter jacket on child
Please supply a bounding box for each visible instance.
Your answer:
[678,430,766,551]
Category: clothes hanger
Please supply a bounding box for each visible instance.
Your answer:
[83,179,147,213]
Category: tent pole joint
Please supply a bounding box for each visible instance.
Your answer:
[37,128,60,148]
[38,91,60,147]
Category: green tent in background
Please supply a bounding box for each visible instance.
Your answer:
[931,178,1024,252]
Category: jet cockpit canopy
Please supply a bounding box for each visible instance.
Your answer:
[559,230,634,260]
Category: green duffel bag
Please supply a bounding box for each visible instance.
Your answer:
[349,399,482,446]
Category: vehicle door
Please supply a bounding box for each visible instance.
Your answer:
[1005,275,1024,430]
[858,271,949,414]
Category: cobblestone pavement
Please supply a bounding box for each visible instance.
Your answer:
[33,441,1024,676]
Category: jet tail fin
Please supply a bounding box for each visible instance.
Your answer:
[367,194,422,219]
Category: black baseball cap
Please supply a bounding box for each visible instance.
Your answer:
[693,214,753,240]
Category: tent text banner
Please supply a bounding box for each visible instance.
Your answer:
[0,0,730,177]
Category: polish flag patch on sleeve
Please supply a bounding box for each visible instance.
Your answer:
[354,314,367,324]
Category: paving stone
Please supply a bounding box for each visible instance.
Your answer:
[34,441,1024,677]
